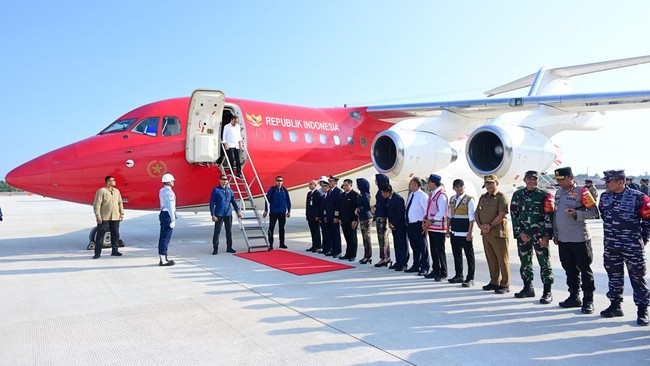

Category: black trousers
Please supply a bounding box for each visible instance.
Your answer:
[428,231,447,277]
[213,216,233,250]
[307,219,321,249]
[450,235,475,280]
[326,220,342,255]
[407,222,429,271]
[320,221,330,253]
[558,240,595,293]
[392,225,409,267]
[268,212,286,247]
[226,148,242,174]
[342,221,358,258]
[95,220,120,256]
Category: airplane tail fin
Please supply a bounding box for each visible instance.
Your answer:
[484,55,650,97]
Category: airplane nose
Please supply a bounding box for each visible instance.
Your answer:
[6,144,78,196]
[6,153,53,195]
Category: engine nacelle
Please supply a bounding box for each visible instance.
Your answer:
[371,129,457,179]
[466,125,557,182]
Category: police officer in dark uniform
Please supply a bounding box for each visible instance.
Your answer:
[322,175,343,257]
[305,180,323,252]
[599,169,650,326]
[338,179,359,261]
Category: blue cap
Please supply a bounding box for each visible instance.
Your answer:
[602,169,625,182]
[428,174,441,186]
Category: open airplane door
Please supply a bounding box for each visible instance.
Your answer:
[185,90,225,163]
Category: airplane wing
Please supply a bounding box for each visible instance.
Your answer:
[366,90,650,122]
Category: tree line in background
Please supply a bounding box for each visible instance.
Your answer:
[0,181,21,192]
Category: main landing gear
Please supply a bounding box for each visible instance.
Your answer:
[86,226,125,250]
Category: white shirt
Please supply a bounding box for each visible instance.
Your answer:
[159,186,176,223]
[448,193,475,236]
[406,189,428,223]
[222,122,242,149]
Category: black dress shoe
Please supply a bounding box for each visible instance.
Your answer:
[323,251,332,256]
[434,276,445,282]
[482,283,499,291]
[418,270,429,276]
[226,248,236,253]
[330,252,341,257]
[92,254,100,259]
[448,276,464,284]
[462,280,475,287]
[306,247,316,252]
[268,247,274,251]
[111,252,122,256]
[424,272,438,279]
[495,286,510,294]
[279,244,288,249]
[394,266,405,271]
[404,267,419,273]
[317,248,324,253]
[212,249,218,255]
[339,255,350,260]
[348,257,356,262]
[159,260,175,267]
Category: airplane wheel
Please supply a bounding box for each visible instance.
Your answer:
[88,227,123,249]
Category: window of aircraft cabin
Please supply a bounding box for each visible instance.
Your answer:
[319,134,327,144]
[304,132,313,144]
[347,136,354,146]
[131,117,160,136]
[360,137,367,147]
[289,131,298,142]
[162,116,181,136]
[99,118,137,134]
[273,130,282,141]
[333,135,341,145]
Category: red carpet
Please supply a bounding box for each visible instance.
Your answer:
[234,250,354,275]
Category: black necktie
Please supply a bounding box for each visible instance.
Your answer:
[406,193,413,224]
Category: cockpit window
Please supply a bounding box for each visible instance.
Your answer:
[131,117,160,136]
[162,116,181,136]
[99,118,137,134]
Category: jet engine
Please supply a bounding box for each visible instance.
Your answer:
[466,124,557,182]
[371,129,457,178]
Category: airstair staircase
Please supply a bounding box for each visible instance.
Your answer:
[219,145,270,252]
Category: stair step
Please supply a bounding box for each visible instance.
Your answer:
[246,235,266,240]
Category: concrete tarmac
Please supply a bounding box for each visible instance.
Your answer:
[0,194,649,365]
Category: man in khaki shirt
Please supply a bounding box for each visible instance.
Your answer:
[92,176,124,259]
[475,175,511,294]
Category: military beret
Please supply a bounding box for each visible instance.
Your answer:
[428,174,442,186]
[602,169,625,182]
[554,167,572,180]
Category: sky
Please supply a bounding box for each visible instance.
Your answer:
[2,0,650,181]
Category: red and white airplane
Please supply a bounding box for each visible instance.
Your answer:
[7,55,650,210]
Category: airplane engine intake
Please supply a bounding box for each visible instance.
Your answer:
[466,125,557,182]
[371,129,457,178]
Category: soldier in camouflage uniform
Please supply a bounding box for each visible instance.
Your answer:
[510,170,555,304]
[599,169,650,326]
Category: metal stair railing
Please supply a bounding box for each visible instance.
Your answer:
[219,144,270,252]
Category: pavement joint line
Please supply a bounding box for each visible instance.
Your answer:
[176,253,419,366]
